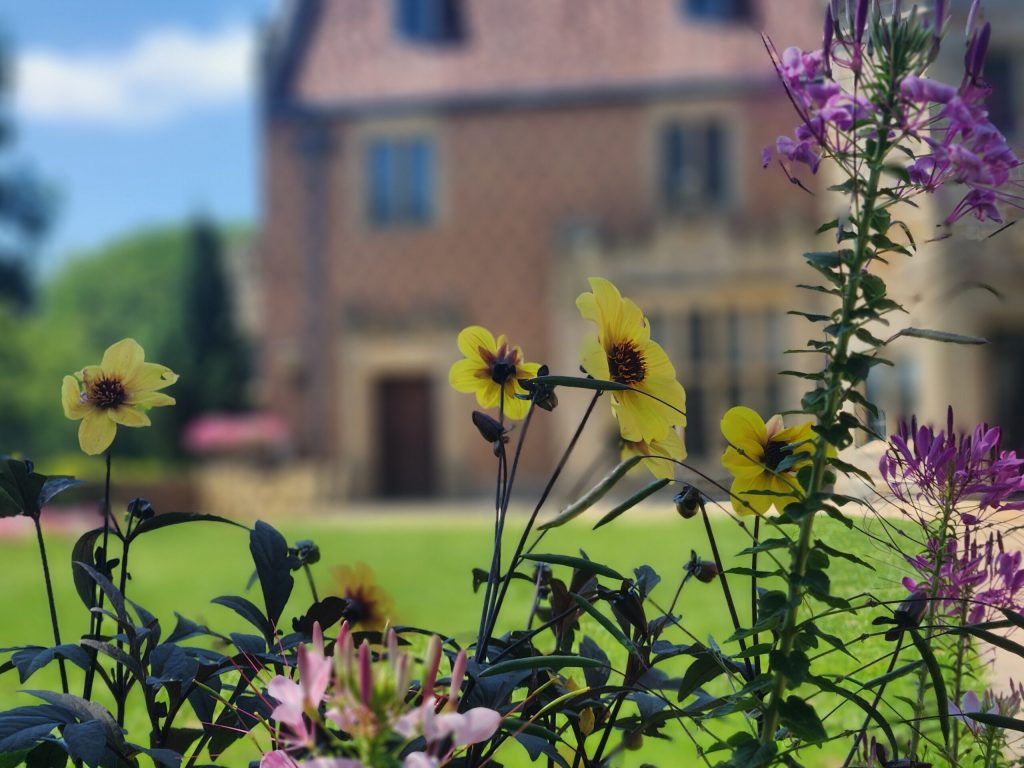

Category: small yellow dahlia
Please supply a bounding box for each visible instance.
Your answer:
[333,562,395,632]
[620,428,686,481]
[720,406,817,516]
[61,338,178,456]
[577,277,686,443]
[448,325,541,421]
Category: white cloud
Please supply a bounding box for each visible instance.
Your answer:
[13,25,255,126]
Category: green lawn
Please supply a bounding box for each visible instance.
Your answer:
[0,505,919,767]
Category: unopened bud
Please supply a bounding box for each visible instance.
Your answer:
[673,485,702,519]
[472,411,507,445]
[623,731,644,750]
[519,364,558,412]
[127,497,154,520]
[896,589,929,627]
[684,549,719,583]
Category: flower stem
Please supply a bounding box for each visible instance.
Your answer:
[485,392,600,649]
[32,515,68,694]
[759,119,891,745]
[303,563,320,603]
[699,500,753,680]
[83,449,113,703]
[908,491,954,758]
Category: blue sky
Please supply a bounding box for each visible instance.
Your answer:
[2,1,275,268]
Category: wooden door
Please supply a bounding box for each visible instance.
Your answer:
[375,376,437,497]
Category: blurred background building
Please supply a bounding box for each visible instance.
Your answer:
[258,0,830,498]
[1,0,1021,508]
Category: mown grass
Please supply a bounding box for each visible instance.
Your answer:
[0,505,918,767]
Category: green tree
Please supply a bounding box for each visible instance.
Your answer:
[175,215,250,426]
[0,34,54,310]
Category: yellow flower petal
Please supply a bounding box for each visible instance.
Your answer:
[129,391,176,408]
[622,428,685,480]
[500,383,531,420]
[456,326,497,362]
[108,406,151,428]
[639,375,687,426]
[730,473,774,516]
[721,406,768,459]
[475,380,503,410]
[62,376,89,420]
[100,338,145,378]
[128,362,178,392]
[79,410,117,455]
[616,390,672,443]
[722,446,766,479]
[449,358,488,392]
[580,335,610,380]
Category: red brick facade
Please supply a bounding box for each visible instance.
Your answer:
[259,0,829,497]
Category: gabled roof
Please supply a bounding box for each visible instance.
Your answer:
[264,0,822,115]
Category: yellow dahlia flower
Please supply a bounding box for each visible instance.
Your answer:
[332,562,395,632]
[577,277,686,443]
[720,406,817,516]
[621,428,686,481]
[61,338,178,456]
[449,325,541,421]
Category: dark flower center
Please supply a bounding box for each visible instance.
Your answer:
[89,377,127,409]
[343,586,376,625]
[486,342,520,385]
[763,439,791,472]
[608,342,646,385]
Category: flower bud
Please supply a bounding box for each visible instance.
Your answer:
[673,485,702,519]
[623,731,644,750]
[472,411,507,445]
[422,634,443,698]
[448,650,468,710]
[127,497,154,520]
[358,640,373,707]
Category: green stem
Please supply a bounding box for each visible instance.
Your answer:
[83,450,112,703]
[302,563,320,603]
[907,491,955,759]
[759,126,891,745]
[33,516,68,694]
[949,587,974,763]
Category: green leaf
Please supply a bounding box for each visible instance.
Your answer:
[592,478,670,529]
[965,711,1024,732]
[811,675,898,757]
[677,647,741,701]
[909,628,950,747]
[570,593,637,655]
[892,327,987,345]
[813,539,870,568]
[249,521,293,628]
[480,655,605,678]
[70,527,105,611]
[526,375,630,392]
[538,456,642,530]
[521,554,623,581]
[770,650,810,689]
[129,512,246,542]
[778,696,827,743]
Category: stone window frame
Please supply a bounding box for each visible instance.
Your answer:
[350,118,446,233]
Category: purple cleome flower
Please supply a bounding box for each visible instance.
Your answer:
[880,407,1024,515]
[904,527,1024,624]
[765,4,1022,224]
